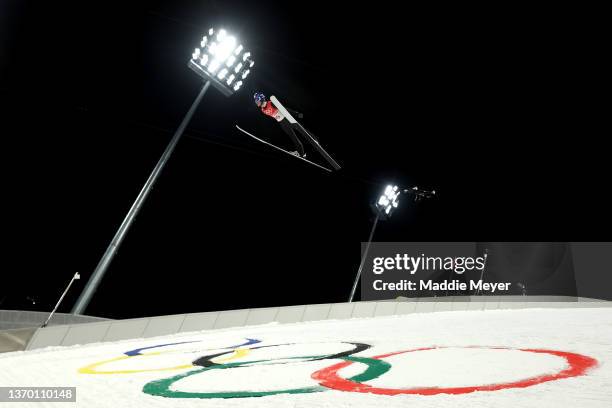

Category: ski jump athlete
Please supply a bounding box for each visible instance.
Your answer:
[254,92,312,158]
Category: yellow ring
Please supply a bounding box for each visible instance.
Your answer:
[79,348,251,374]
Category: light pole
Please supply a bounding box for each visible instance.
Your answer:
[473,249,489,295]
[72,28,254,315]
[42,272,80,327]
[349,185,401,302]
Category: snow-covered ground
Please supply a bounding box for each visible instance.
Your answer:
[1,307,611,407]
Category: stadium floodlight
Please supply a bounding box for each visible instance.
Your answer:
[374,185,401,219]
[347,184,436,302]
[188,27,254,97]
[349,184,402,302]
[72,26,255,315]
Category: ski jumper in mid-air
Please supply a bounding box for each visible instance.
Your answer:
[254,92,314,158]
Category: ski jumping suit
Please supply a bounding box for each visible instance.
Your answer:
[260,101,306,156]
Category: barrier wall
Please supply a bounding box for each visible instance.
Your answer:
[0,328,37,353]
[0,310,109,330]
[24,296,611,351]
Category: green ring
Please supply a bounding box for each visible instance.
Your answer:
[143,355,390,399]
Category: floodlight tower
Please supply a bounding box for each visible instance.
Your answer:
[187,28,254,96]
[72,28,254,315]
[348,185,401,302]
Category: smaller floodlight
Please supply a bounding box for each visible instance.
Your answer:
[351,185,402,303]
[373,184,401,219]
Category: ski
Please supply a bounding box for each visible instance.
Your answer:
[270,95,341,170]
[235,125,332,172]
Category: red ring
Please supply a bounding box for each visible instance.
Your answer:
[312,346,598,396]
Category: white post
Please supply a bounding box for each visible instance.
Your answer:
[42,272,81,328]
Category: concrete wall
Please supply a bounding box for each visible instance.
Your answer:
[0,310,109,330]
[24,296,611,351]
[0,328,37,353]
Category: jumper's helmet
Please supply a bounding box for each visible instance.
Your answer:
[253,92,266,104]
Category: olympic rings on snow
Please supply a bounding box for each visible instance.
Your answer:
[78,339,598,399]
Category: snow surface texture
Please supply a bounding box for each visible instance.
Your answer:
[1,307,611,407]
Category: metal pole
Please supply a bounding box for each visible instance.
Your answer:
[72,81,211,315]
[349,213,380,303]
[42,272,81,327]
[474,249,489,296]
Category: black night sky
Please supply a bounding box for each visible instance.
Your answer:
[1,1,607,318]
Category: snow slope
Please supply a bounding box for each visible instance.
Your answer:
[1,307,611,408]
